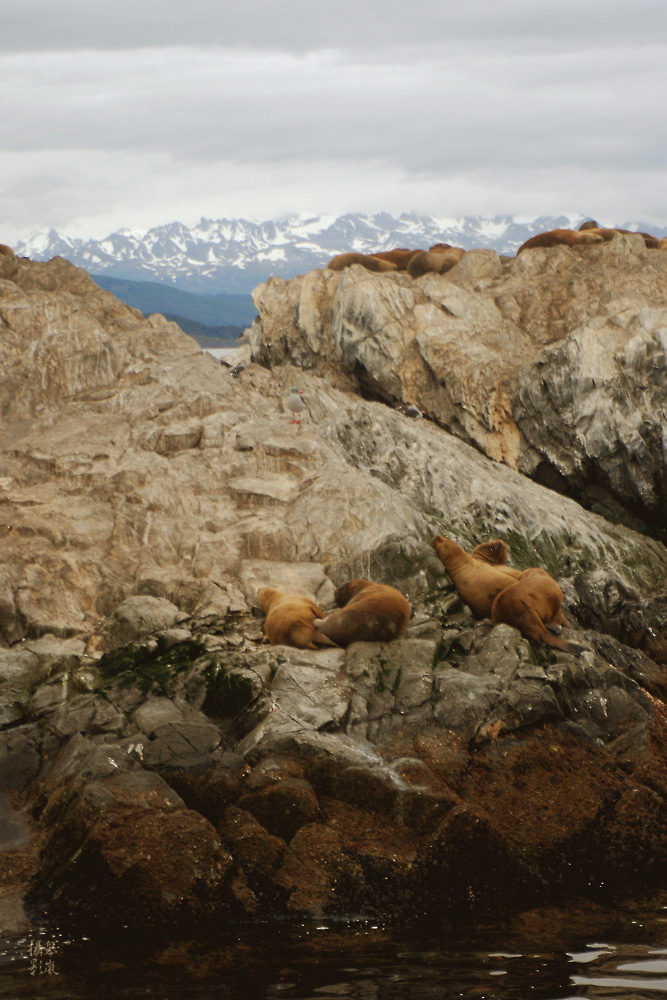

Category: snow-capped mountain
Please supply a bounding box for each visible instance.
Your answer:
[15,213,667,296]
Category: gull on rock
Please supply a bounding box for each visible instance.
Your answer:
[397,404,425,419]
[285,387,307,424]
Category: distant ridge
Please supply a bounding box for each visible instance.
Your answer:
[92,275,256,327]
[17,213,667,296]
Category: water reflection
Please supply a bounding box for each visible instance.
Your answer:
[1,891,666,999]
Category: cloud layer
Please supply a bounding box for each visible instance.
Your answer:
[3,1,667,241]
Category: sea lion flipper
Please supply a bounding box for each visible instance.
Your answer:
[312,629,340,648]
[558,639,585,657]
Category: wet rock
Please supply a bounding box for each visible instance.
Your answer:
[239,773,321,841]
[218,806,285,909]
[27,735,240,933]
[414,803,546,919]
[0,724,43,795]
[274,823,365,916]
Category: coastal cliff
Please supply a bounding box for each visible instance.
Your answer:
[1,246,666,937]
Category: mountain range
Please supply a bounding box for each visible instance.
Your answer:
[17,212,667,298]
[15,213,667,345]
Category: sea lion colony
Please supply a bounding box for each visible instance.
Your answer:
[258,537,586,656]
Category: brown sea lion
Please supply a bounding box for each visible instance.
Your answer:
[517,229,604,253]
[491,568,581,655]
[257,587,338,650]
[326,252,398,273]
[407,247,465,278]
[369,248,421,270]
[434,536,581,654]
[433,536,522,619]
[578,221,659,248]
[315,579,411,647]
[0,243,18,279]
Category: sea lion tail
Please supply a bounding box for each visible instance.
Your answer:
[290,622,339,649]
[495,599,583,657]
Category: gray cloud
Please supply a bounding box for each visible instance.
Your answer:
[5,0,667,52]
[1,1,667,241]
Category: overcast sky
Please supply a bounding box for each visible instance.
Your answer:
[3,0,667,242]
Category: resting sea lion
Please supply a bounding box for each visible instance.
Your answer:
[491,568,582,655]
[316,579,411,646]
[0,243,18,279]
[407,247,465,278]
[517,229,604,253]
[579,220,660,248]
[257,587,338,650]
[433,536,522,619]
[369,248,421,270]
[326,252,398,273]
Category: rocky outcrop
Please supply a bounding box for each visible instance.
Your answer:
[249,236,667,538]
[10,601,667,935]
[1,253,667,938]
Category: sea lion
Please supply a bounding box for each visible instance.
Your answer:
[369,248,421,270]
[491,568,581,655]
[326,252,398,273]
[257,587,338,650]
[407,247,465,278]
[433,536,522,619]
[315,579,411,646]
[0,243,18,279]
[579,220,660,247]
[517,229,605,253]
[434,536,581,654]
[657,237,667,251]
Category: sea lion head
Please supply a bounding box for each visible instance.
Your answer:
[334,579,370,607]
[472,539,509,565]
[432,535,453,555]
[256,587,276,611]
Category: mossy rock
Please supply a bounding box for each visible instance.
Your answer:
[202,659,257,718]
[98,640,206,697]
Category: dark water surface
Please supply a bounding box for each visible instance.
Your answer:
[2,892,667,999]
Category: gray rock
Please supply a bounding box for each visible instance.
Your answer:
[100,596,189,651]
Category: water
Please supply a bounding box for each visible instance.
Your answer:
[2,891,667,999]
[204,347,236,360]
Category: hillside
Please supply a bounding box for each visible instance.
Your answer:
[92,274,256,327]
[1,244,666,940]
